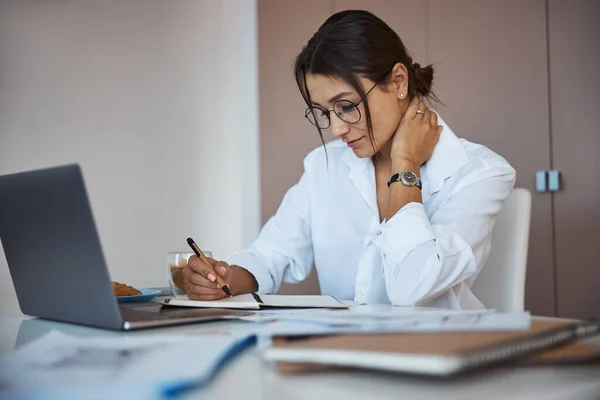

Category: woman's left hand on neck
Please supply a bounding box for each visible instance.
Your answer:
[377,96,443,221]
[389,96,443,172]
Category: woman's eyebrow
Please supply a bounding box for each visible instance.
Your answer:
[312,91,354,106]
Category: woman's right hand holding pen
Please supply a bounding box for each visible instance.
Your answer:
[184,256,233,300]
[184,257,259,300]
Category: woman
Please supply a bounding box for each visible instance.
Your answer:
[183,10,515,309]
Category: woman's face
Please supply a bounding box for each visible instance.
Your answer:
[305,67,408,158]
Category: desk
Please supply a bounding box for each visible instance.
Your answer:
[1,297,599,400]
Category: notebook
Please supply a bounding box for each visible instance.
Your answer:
[263,319,600,376]
[163,293,348,310]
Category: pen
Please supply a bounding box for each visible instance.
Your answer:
[186,237,233,297]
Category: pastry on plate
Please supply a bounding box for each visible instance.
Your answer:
[112,281,142,297]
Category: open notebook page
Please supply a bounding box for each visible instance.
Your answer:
[165,293,260,309]
[164,294,348,310]
[259,295,347,309]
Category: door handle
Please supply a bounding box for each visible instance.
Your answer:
[548,170,561,192]
[536,170,548,192]
[535,170,561,192]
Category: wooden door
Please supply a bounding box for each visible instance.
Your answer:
[428,0,556,316]
[549,0,600,319]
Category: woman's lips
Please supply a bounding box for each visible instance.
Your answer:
[346,136,365,148]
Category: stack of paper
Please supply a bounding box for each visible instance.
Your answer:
[0,330,255,399]
[263,319,600,376]
[241,310,532,337]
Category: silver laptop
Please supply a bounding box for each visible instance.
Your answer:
[0,164,250,330]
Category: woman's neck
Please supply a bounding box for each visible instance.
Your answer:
[373,138,393,172]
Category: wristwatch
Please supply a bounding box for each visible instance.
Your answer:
[387,171,422,190]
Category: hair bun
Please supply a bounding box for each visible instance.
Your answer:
[411,62,433,98]
[412,62,422,76]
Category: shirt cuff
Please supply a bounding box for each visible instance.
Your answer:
[372,202,435,265]
[225,251,275,294]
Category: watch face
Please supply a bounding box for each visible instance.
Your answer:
[401,171,417,186]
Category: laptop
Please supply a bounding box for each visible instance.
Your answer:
[0,164,251,330]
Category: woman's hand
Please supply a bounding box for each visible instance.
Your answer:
[390,97,443,168]
[184,256,233,300]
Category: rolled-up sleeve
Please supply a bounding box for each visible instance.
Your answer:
[225,156,315,294]
[371,163,516,306]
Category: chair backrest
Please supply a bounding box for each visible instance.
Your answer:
[471,188,532,312]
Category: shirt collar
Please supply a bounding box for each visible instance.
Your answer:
[341,143,378,214]
[341,113,469,199]
[422,115,469,195]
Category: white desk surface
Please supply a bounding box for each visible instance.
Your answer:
[1,295,599,400]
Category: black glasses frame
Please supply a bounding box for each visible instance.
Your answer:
[304,69,392,129]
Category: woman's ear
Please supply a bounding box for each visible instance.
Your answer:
[391,62,409,100]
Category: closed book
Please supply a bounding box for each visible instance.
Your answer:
[264,320,600,376]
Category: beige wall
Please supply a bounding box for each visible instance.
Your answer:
[0,0,260,300]
[258,1,327,294]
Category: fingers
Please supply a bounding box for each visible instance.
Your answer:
[185,283,226,301]
[184,268,226,301]
[403,96,420,120]
[184,256,230,301]
[422,103,432,122]
[426,107,442,142]
[187,255,219,282]
[412,99,428,120]
[430,108,438,127]
[184,277,223,295]
[203,257,231,283]
[183,263,218,288]
[213,260,230,279]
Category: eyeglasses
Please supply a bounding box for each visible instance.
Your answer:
[304,71,389,130]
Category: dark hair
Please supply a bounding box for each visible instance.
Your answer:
[294,10,439,153]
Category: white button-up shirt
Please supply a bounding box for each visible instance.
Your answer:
[227,117,516,309]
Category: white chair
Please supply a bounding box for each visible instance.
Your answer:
[471,188,532,312]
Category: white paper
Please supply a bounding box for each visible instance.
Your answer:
[0,330,254,399]
[260,295,347,309]
[165,293,261,309]
[339,299,367,306]
[249,312,531,337]
[164,294,348,310]
[260,307,496,326]
[239,308,327,323]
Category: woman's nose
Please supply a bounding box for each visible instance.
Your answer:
[329,113,350,138]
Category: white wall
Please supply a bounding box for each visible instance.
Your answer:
[0,0,260,299]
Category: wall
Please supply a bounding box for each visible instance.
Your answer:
[258,0,328,294]
[0,0,260,299]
